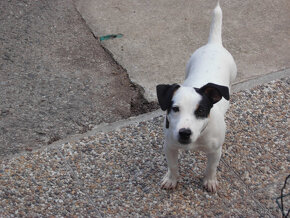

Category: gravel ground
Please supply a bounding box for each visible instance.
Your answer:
[0,78,289,216]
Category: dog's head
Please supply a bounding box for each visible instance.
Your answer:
[156,83,229,144]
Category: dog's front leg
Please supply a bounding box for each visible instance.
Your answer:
[161,143,179,189]
[203,147,222,192]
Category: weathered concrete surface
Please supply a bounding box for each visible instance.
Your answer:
[0,0,157,158]
[76,0,290,101]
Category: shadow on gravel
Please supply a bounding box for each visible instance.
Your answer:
[0,0,158,158]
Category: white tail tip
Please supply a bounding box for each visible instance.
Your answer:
[208,1,223,44]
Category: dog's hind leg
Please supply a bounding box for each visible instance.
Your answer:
[161,144,179,189]
[203,146,222,192]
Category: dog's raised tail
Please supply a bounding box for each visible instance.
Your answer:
[208,1,222,44]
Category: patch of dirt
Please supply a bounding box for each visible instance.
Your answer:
[0,0,158,159]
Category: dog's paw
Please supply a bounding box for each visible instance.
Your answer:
[203,178,218,192]
[161,172,178,189]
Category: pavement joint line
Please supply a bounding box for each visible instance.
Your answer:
[74,67,290,139]
[220,158,274,217]
[2,68,289,161]
[232,68,290,93]
[0,109,164,161]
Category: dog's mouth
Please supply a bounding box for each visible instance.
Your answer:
[178,138,191,145]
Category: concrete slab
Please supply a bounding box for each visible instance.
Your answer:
[76,0,290,101]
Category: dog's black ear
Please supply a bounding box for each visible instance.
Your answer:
[156,84,180,111]
[197,83,229,104]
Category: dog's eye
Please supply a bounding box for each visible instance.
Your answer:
[197,108,204,113]
[172,106,179,112]
[195,106,209,118]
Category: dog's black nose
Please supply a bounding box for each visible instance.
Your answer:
[179,128,192,140]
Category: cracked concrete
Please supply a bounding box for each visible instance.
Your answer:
[0,0,157,158]
[75,0,290,101]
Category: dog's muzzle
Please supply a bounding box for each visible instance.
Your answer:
[178,128,192,144]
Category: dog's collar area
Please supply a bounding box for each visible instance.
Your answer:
[200,122,208,134]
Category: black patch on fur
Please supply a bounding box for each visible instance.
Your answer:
[194,96,213,118]
[156,84,180,111]
[165,100,174,128]
[166,116,169,128]
[194,83,229,119]
[166,100,174,114]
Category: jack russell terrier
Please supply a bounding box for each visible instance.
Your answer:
[156,2,237,192]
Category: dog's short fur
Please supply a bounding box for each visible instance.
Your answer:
[156,2,237,192]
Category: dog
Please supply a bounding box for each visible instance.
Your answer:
[156,2,237,192]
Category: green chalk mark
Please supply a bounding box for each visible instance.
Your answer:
[99,34,123,41]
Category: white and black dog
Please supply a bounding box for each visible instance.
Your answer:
[156,2,237,192]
